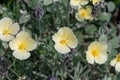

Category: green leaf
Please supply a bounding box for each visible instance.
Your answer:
[19,15,30,24]
[98,34,107,42]
[109,37,120,48]
[29,0,42,8]
[44,0,52,6]
[0,7,3,14]
[75,31,84,43]
[2,42,8,49]
[107,42,112,53]
[85,25,97,34]
[54,17,61,25]
[99,12,111,22]
[107,1,115,12]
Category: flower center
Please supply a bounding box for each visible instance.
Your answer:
[60,40,67,45]
[117,54,120,62]
[3,29,10,35]
[92,49,99,57]
[18,43,26,51]
[81,11,87,17]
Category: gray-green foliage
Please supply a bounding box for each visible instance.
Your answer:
[0,0,120,80]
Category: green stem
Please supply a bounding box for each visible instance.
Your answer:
[38,20,41,38]
[9,68,20,78]
[67,0,70,26]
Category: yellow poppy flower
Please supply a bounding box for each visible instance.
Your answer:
[76,6,93,21]
[0,17,20,41]
[70,0,89,9]
[9,31,37,60]
[86,41,108,64]
[52,27,78,54]
[110,54,120,72]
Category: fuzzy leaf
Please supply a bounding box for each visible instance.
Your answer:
[107,1,115,12]
[99,34,107,42]
[44,0,52,6]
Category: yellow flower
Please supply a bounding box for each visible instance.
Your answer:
[70,0,89,9]
[52,27,78,54]
[9,31,37,60]
[110,54,120,72]
[91,0,100,5]
[0,17,20,41]
[76,6,93,21]
[86,41,108,64]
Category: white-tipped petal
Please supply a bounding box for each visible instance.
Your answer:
[86,51,95,64]
[25,38,37,51]
[58,27,73,35]
[16,31,31,38]
[9,38,20,50]
[13,50,30,60]
[70,0,80,9]
[9,23,20,35]
[67,35,78,48]
[52,33,61,44]
[0,34,14,41]
[110,59,117,67]
[54,43,70,54]
[75,13,84,22]
[115,62,120,72]
[95,53,108,64]
[0,17,12,28]
[80,0,89,5]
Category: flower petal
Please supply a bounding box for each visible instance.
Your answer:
[80,0,89,5]
[86,51,95,64]
[58,27,73,36]
[89,41,108,54]
[9,38,20,50]
[9,23,20,35]
[54,43,70,54]
[110,58,117,67]
[52,33,62,44]
[0,17,12,28]
[13,50,30,60]
[91,0,100,5]
[95,53,108,64]
[0,34,14,41]
[67,34,78,48]
[25,38,37,51]
[16,31,31,38]
[70,0,80,9]
[115,62,120,72]
[75,12,84,22]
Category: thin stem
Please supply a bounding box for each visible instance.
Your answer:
[67,0,70,26]
[9,68,20,78]
[6,72,11,80]
[38,20,41,38]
